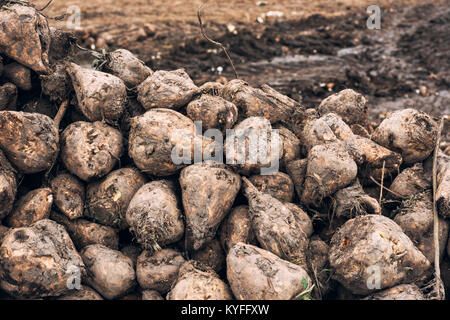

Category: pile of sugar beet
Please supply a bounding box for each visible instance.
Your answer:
[0,3,449,301]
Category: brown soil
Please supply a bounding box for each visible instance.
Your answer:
[38,0,449,125]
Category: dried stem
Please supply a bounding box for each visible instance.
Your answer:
[197,1,238,79]
[431,116,445,300]
[369,176,403,199]
[54,100,69,129]
[379,160,385,204]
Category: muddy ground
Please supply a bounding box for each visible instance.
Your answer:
[40,0,450,141]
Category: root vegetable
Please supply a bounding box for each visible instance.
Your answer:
[104,49,153,88]
[218,205,256,253]
[0,150,16,221]
[284,203,314,238]
[48,27,75,64]
[191,239,225,273]
[389,163,431,199]
[3,63,32,91]
[0,83,17,110]
[226,242,312,300]
[40,63,72,104]
[81,244,135,300]
[67,63,126,123]
[301,142,357,207]
[167,261,232,300]
[307,237,331,299]
[0,111,59,174]
[137,69,198,110]
[243,177,311,267]
[186,94,238,133]
[51,173,85,220]
[286,159,307,200]
[348,135,402,183]
[58,285,103,300]
[300,115,338,153]
[180,162,241,251]
[6,188,53,228]
[121,245,141,268]
[248,172,294,203]
[224,117,282,175]
[128,108,206,176]
[333,180,382,219]
[393,191,448,263]
[317,89,368,126]
[371,108,438,164]
[141,290,164,300]
[136,248,185,294]
[363,284,425,300]
[350,124,370,138]
[221,79,300,124]
[329,214,431,295]
[0,219,85,299]
[0,4,50,73]
[126,180,184,251]
[86,168,146,229]
[50,211,119,250]
[273,124,301,170]
[61,121,123,181]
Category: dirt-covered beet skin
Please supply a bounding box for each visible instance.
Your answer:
[137,69,198,110]
[371,108,437,165]
[0,150,17,221]
[393,191,449,263]
[81,244,136,300]
[104,49,153,88]
[126,180,185,251]
[329,214,431,295]
[218,205,256,253]
[301,142,357,207]
[363,284,425,300]
[0,111,59,174]
[6,188,53,228]
[0,219,86,299]
[60,121,123,181]
[224,117,283,175]
[227,243,312,300]
[136,248,185,294]
[186,94,238,133]
[0,83,17,110]
[317,89,368,126]
[128,108,204,176]
[67,63,127,123]
[51,173,85,220]
[0,4,51,74]
[243,177,312,268]
[248,172,295,203]
[180,162,241,251]
[51,211,119,250]
[191,239,226,273]
[3,63,32,91]
[86,168,146,229]
[167,261,233,300]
